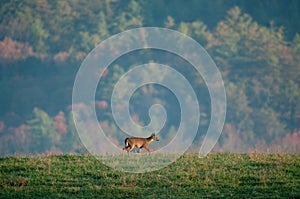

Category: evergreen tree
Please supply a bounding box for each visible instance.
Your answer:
[27,108,60,153]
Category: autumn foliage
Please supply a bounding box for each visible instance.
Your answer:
[0,1,299,155]
[0,37,33,63]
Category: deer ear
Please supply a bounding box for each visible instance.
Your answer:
[151,133,155,136]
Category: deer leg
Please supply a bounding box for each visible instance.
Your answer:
[127,146,133,155]
[123,145,131,156]
[122,146,126,157]
[144,145,151,153]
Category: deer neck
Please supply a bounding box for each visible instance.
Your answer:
[146,137,153,142]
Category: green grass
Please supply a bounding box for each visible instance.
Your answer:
[0,153,299,198]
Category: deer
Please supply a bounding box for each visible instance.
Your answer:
[122,133,159,156]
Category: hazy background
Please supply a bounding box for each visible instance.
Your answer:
[0,0,300,155]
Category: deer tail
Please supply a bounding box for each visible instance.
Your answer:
[124,138,129,147]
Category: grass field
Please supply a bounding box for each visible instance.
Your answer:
[0,153,299,198]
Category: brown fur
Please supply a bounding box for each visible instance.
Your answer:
[122,133,159,155]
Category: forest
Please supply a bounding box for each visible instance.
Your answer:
[0,0,300,155]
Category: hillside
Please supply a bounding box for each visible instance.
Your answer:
[0,0,300,155]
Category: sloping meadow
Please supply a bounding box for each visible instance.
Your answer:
[0,153,299,198]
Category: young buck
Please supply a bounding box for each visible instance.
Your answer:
[122,133,159,155]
